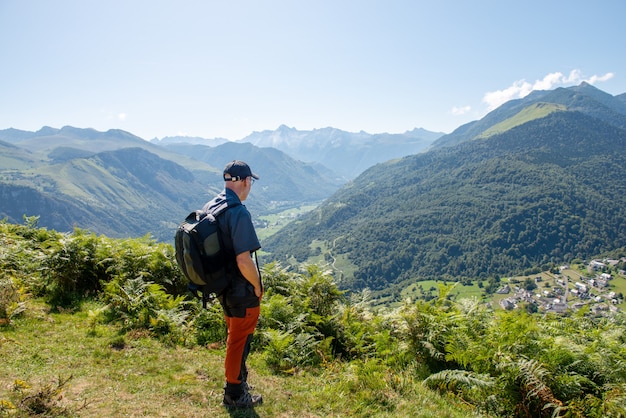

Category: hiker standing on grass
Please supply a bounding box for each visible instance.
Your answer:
[202,160,263,409]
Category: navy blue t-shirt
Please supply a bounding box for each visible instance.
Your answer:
[202,188,261,314]
[202,188,260,257]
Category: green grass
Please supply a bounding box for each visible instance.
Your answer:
[0,300,491,417]
[477,103,566,139]
[391,280,484,305]
[305,238,359,286]
[256,204,319,241]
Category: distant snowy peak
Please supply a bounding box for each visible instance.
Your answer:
[239,125,443,178]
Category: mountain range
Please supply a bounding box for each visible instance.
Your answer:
[238,125,442,179]
[0,123,438,242]
[262,83,626,293]
[151,125,442,180]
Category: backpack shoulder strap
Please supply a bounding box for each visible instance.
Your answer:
[208,201,241,218]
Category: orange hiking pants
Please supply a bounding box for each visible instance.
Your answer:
[224,305,260,385]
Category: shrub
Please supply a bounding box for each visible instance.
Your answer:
[263,328,326,373]
[3,376,79,417]
[41,228,102,307]
[0,217,52,293]
[102,276,189,339]
[192,301,227,346]
[0,278,26,324]
[98,235,186,296]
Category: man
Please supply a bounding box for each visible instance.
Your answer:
[202,160,263,408]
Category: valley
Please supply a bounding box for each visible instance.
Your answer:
[255,203,320,240]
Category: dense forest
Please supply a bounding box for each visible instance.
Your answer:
[2,219,626,417]
[264,111,626,291]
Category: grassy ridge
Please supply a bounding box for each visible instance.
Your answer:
[1,300,484,417]
[0,220,487,417]
[3,221,626,417]
[476,103,566,139]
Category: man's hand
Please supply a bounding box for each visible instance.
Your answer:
[236,251,262,299]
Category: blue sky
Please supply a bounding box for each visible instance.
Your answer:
[1,0,625,141]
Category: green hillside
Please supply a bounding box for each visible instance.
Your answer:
[263,111,626,292]
[476,103,566,139]
[0,126,217,179]
[0,147,209,241]
[2,221,626,417]
[0,141,38,170]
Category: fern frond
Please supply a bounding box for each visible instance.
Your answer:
[424,369,494,393]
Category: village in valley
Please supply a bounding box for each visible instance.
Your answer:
[495,258,626,316]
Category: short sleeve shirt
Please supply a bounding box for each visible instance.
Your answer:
[203,189,260,257]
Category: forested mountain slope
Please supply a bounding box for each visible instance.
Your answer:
[263,110,626,291]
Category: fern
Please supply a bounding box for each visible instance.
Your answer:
[424,369,494,393]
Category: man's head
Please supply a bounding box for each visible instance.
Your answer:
[223,160,259,201]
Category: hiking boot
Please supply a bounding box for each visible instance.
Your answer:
[223,390,263,409]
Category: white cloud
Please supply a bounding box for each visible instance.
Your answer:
[587,72,614,84]
[482,70,614,111]
[451,105,471,116]
[483,80,532,111]
[532,71,565,91]
[563,69,583,83]
[118,113,127,121]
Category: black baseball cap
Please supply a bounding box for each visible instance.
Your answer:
[223,160,260,181]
